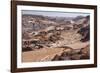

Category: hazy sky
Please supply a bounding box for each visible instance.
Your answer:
[22,10,90,18]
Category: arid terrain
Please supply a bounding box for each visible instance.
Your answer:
[22,13,90,62]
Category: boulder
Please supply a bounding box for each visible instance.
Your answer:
[70,54,81,60]
[80,45,90,59]
[22,47,33,52]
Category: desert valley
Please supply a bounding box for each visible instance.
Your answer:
[22,12,90,62]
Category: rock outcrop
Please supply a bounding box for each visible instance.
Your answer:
[52,45,90,61]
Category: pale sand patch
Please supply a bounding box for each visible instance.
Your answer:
[66,41,89,49]
[22,48,64,62]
